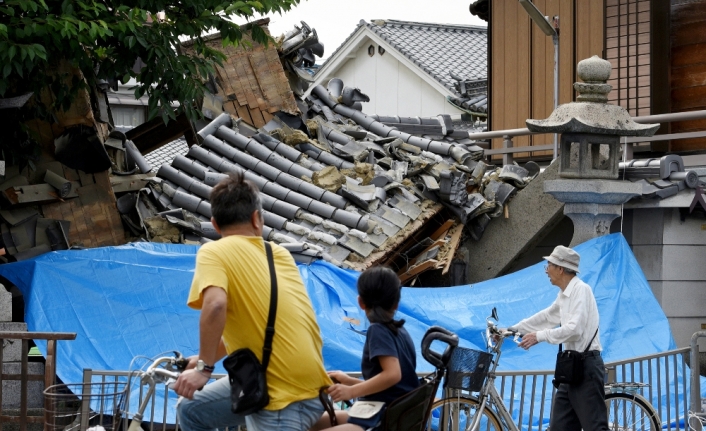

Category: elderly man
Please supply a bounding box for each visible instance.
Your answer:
[512,245,608,431]
[173,171,331,431]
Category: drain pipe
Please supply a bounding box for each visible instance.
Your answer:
[691,331,706,414]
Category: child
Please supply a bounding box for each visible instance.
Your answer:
[311,266,419,430]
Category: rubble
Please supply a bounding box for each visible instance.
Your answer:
[0,19,539,284]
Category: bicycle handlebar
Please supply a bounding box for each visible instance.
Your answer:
[127,352,188,431]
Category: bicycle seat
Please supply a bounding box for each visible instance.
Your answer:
[421,326,459,369]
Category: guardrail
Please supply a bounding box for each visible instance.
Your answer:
[83,346,692,431]
[474,110,706,166]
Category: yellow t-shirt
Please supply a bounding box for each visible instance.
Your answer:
[188,235,332,410]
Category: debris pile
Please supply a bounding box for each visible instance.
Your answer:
[619,155,702,199]
[0,19,533,284]
[125,76,540,283]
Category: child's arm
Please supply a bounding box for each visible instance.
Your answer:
[328,371,363,386]
[327,356,401,402]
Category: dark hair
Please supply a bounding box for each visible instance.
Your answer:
[357,266,405,335]
[210,171,262,228]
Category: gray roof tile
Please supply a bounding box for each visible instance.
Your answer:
[144,137,190,167]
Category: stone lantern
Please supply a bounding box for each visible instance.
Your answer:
[526,55,660,246]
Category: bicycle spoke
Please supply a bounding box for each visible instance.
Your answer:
[605,394,660,431]
[427,397,503,431]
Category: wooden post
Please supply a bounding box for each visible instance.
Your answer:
[44,339,56,431]
[20,339,28,431]
[0,336,4,431]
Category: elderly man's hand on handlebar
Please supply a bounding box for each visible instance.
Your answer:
[517,332,539,350]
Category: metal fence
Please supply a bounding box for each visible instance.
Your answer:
[78,347,692,431]
[482,347,691,431]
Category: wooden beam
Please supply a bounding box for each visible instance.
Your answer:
[429,219,455,241]
[442,224,465,275]
[398,259,440,284]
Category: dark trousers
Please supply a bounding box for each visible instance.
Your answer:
[550,352,609,431]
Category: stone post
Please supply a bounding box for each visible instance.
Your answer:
[525,55,659,246]
[1,287,45,412]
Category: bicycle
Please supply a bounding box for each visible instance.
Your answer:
[426,308,662,431]
[688,410,706,431]
[125,351,190,431]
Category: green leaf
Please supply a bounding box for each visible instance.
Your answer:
[135,34,147,47]
[33,44,47,60]
[8,45,15,61]
[2,64,11,78]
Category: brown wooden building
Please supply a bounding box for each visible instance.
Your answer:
[470,0,706,156]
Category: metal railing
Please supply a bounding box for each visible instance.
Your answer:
[80,347,692,431]
[474,110,706,165]
[466,347,691,431]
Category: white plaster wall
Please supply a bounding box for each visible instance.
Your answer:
[629,207,706,349]
[329,41,461,117]
[112,106,145,127]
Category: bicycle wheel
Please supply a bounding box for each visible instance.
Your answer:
[605,393,661,431]
[427,396,503,431]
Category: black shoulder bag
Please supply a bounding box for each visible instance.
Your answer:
[223,242,278,415]
[553,327,598,387]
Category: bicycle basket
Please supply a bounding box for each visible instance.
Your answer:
[44,381,127,431]
[445,347,493,392]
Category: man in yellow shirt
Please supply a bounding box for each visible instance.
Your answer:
[173,171,331,431]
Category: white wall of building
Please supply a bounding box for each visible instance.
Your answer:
[111,106,146,127]
[325,41,461,118]
[628,207,706,350]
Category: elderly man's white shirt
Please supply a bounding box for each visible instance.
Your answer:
[514,276,602,351]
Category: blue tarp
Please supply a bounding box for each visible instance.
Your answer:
[0,233,691,427]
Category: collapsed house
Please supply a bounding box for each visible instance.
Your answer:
[0,18,539,285]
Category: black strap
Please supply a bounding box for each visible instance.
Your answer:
[558,327,599,353]
[262,242,278,370]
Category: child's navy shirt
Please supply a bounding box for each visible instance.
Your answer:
[360,322,419,403]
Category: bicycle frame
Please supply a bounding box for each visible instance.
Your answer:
[128,356,181,431]
[466,312,521,431]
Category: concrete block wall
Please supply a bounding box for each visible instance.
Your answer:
[626,207,706,350]
[1,322,27,362]
[2,362,44,408]
[0,286,45,410]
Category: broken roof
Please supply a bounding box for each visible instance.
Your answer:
[181,18,300,128]
[619,155,706,207]
[143,76,538,283]
[315,20,488,96]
